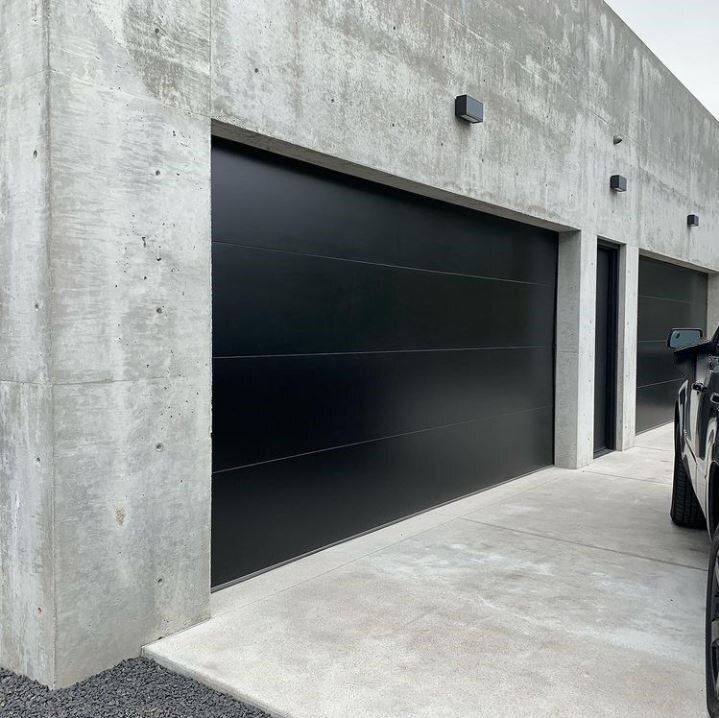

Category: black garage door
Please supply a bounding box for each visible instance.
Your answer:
[636,256,707,433]
[211,139,557,587]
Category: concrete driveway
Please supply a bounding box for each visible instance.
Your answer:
[146,424,710,717]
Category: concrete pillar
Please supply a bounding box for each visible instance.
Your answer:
[1,2,212,688]
[0,0,54,684]
[614,245,639,450]
[555,229,597,469]
[708,273,719,337]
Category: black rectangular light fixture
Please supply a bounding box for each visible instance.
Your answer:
[455,95,484,124]
[688,214,700,227]
[610,175,627,192]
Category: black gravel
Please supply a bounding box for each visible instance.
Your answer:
[0,657,273,717]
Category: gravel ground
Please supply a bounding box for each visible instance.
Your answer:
[0,657,273,718]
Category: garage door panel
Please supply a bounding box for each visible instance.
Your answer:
[638,259,708,305]
[211,404,553,586]
[637,296,699,342]
[636,341,682,387]
[212,141,557,286]
[636,257,707,433]
[213,243,556,357]
[212,347,554,472]
[636,380,684,433]
[212,140,557,585]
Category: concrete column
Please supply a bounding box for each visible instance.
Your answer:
[708,274,719,336]
[614,245,639,450]
[555,229,597,469]
[0,0,54,684]
[1,1,212,688]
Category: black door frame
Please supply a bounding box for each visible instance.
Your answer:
[594,240,619,456]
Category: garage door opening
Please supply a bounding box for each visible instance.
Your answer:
[594,242,619,456]
[211,138,558,587]
[636,256,707,433]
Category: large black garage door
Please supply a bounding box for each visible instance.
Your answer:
[636,256,707,433]
[211,139,557,587]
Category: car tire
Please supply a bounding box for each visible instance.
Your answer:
[707,529,719,717]
[670,448,705,529]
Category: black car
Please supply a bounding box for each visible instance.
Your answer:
[668,326,719,716]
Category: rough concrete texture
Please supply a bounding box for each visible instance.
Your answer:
[211,0,719,270]
[146,425,709,718]
[0,1,47,89]
[614,244,639,449]
[43,2,212,686]
[0,383,54,684]
[554,229,597,468]
[1,0,212,688]
[0,0,54,684]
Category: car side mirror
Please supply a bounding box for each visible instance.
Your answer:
[667,328,703,350]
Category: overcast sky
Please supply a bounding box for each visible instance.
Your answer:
[605,0,719,119]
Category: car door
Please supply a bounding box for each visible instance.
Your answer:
[695,352,719,503]
[688,353,711,462]
[669,330,709,483]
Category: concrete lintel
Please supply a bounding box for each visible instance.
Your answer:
[211,121,575,235]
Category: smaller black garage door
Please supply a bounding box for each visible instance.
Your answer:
[636,256,707,433]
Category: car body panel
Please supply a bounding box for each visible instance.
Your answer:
[672,330,719,534]
[669,327,719,714]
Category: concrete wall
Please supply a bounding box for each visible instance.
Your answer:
[2,0,718,686]
[1,0,212,688]
[211,0,719,465]
[0,0,54,683]
[211,0,719,269]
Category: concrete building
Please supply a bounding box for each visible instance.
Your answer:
[1,0,718,689]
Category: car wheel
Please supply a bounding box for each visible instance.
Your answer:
[707,529,719,717]
[670,447,705,528]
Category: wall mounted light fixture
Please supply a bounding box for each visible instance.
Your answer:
[455,95,484,124]
[610,175,627,192]
[688,214,700,227]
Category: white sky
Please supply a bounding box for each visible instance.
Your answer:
[605,0,719,119]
